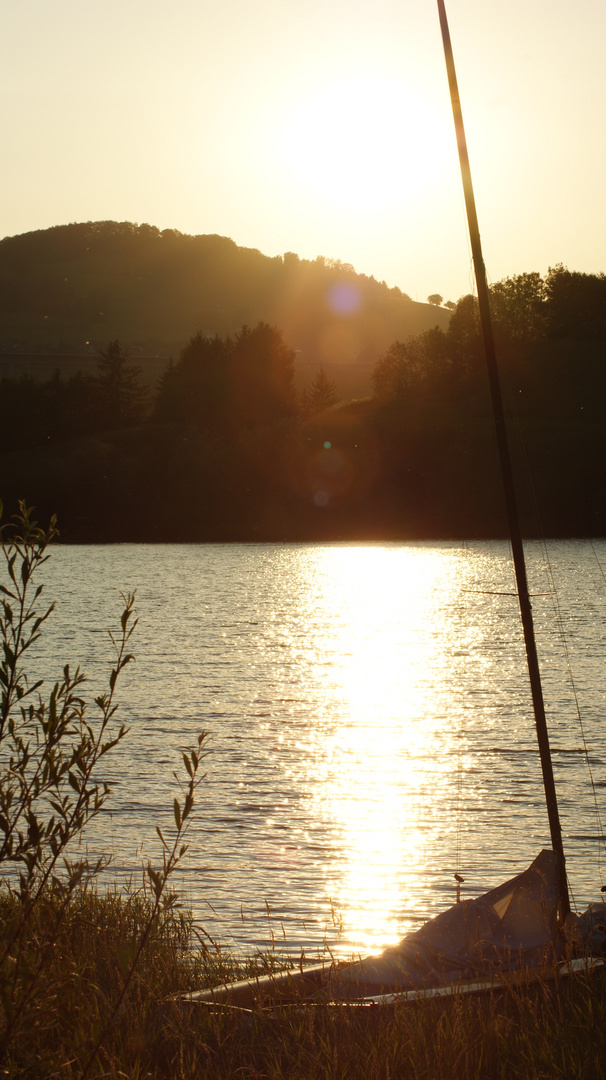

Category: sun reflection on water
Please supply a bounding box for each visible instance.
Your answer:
[296,544,468,954]
[29,540,606,953]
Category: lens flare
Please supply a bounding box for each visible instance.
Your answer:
[328,282,362,316]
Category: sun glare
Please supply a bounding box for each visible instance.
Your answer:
[279,73,450,217]
[297,545,467,954]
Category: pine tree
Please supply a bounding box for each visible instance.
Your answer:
[96,340,147,427]
[300,367,339,416]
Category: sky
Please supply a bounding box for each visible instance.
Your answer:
[2,0,605,304]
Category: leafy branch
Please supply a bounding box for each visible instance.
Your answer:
[0,502,134,1059]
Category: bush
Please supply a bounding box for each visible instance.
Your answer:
[0,501,205,1073]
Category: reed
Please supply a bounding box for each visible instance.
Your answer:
[168,957,606,1080]
[1,888,604,1079]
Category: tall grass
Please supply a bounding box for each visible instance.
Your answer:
[1,883,604,1079]
[175,961,606,1080]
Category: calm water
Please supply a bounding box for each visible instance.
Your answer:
[13,541,606,957]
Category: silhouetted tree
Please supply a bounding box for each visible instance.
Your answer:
[153,323,295,431]
[0,375,44,450]
[96,340,147,427]
[427,294,443,307]
[40,369,99,441]
[372,323,461,403]
[300,367,339,416]
[489,272,547,341]
[230,323,296,427]
[153,334,229,428]
[545,264,606,339]
[445,295,483,374]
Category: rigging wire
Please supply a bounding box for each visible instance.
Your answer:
[502,369,606,895]
[455,740,463,901]
[454,542,467,901]
[589,538,606,584]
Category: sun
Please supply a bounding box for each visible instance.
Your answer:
[278,72,450,217]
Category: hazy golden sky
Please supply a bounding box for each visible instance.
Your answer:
[2,0,605,303]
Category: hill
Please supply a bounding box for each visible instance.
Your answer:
[0,222,449,399]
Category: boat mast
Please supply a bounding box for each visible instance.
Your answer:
[436,0,570,919]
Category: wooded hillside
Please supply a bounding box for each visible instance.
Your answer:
[0,221,448,368]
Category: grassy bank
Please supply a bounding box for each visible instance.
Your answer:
[1,886,605,1080]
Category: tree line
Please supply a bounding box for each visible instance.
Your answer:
[1,265,604,540]
[369,265,606,536]
[0,323,340,454]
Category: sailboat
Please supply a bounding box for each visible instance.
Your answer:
[191,1,605,1009]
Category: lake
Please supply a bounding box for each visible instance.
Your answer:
[13,540,606,958]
